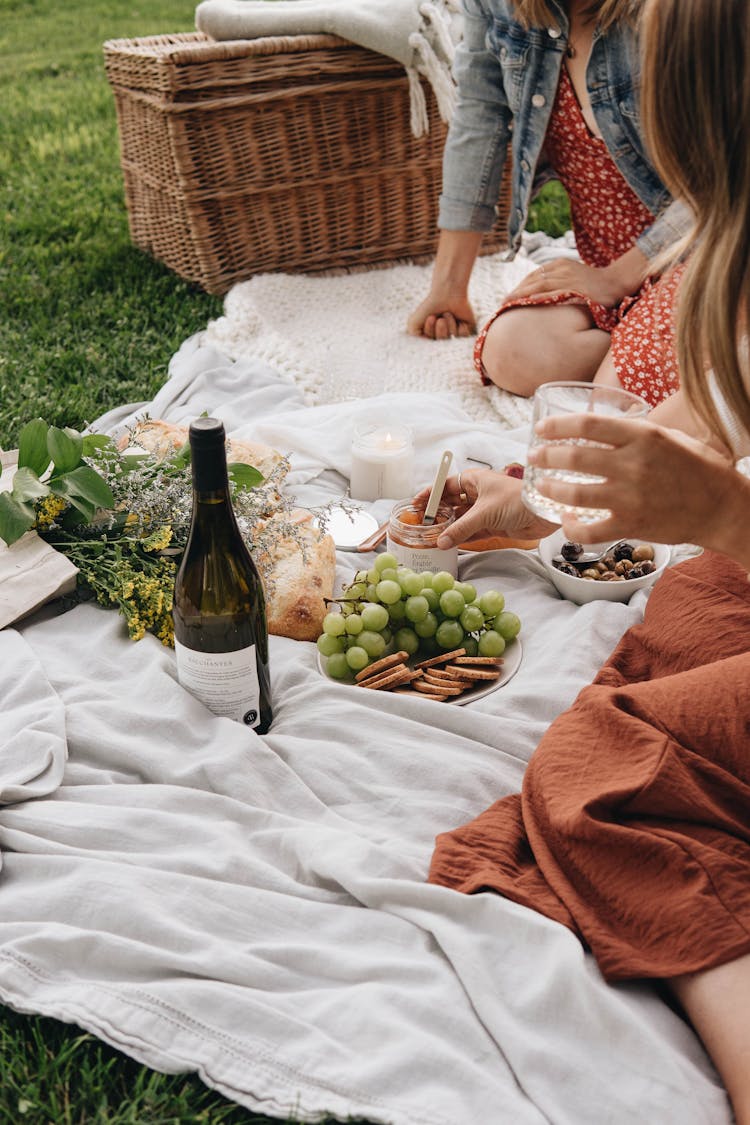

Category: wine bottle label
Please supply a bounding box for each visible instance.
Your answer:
[174,640,262,728]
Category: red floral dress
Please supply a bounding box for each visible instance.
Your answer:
[475,66,683,407]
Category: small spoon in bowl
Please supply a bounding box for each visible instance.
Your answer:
[554,538,627,568]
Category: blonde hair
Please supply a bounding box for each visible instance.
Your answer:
[512,1,641,32]
[641,0,750,446]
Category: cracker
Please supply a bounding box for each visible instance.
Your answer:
[413,648,466,669]
[453,655,505,666]
[423,672,472,691]
[358,665,414,691]
[413,679,465,697]
[355,651,410,683]
[444,664,502,681]
[423,666,472,682]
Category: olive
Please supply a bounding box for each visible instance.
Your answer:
[631,544,655,562]
[561,540,584,562]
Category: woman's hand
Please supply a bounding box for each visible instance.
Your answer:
[507,246,648,308]
[528,413,739,549]
[413,468,555,548]
[406,290,477,340]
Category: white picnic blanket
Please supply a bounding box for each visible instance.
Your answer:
[201,234,579,428]
[0,339,730,1123]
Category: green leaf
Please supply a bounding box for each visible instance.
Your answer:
[228,462,263,491]
[18,419,52,477]
[81,433,117,458]
[47,426,84,474]
[60,465,116,510]
[0,492,35,546]
[69,496,98,523]
[11,466,50,505]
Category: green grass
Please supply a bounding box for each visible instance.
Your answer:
[0,0,223,453]
[0,2,570,1118]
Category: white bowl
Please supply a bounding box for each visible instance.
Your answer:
[538,529,670,605]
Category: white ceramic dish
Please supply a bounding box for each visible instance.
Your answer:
[317,638,522,705]
[538,529,670,605]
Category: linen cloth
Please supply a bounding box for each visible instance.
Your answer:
[195,0,461,135]
[0,341,731,1123]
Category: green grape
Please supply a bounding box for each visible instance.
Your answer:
[439,589,465,618]
[317,633,345,657]
[398,570,421,596]
[361,602,389,631]
[493,610,521,641]
[381,627,393,646]
[347,582,367,600]
[460,604,485,632]
[379,567,399,583]
[322,612,346,637]
[463,636,479,657]
[365,584,380,602]
[404,595,430,623]
[422,588,440,611]
[358,630,387,658]
[374,552,399,573]
[432,571,455,594]
[354,571,369,583]
[388,599,407,622]
[376,579,402,605]
[344,645,370,671]
[394,627,420,656]
[418,571,435,588]
[479,589,505,616]
[454,582,477,603]
[478,629,506,657]
[414,611,438,638]
[366,568,380,584]
[344,613,364,635]
[436,619,464,649]
[327,652,351,679]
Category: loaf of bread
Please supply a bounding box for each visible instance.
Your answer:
[118,418,285,482]
[119,419,335,642]
[259,513,336,642]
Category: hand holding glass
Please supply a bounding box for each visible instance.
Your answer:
[521,382,649,525]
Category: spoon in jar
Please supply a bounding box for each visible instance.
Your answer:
[422,450,454,525]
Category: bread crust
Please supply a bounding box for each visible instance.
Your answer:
[119,419,285,482]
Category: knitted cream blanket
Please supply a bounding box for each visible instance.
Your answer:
[195,0,461,135]
[201,247,549,428]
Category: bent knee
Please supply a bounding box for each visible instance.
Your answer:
[480,313,545,397]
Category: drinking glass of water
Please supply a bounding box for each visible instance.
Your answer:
[521,381,649,524]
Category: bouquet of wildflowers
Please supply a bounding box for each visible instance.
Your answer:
[0,418,307,645]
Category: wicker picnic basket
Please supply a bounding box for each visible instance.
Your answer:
[103,31,511,294]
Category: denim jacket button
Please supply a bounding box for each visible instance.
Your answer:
[547,27,561,39]
[531,93,546,108]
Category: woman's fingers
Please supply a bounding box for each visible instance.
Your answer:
[534,413,644,446]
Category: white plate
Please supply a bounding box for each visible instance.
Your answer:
[317,638,522,705]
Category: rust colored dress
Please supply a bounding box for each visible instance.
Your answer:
[428,550,750,981]
[475,66,683,408]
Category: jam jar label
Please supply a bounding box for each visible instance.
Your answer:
[386,535,459,577]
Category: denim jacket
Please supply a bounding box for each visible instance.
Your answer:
[439,0,691,262]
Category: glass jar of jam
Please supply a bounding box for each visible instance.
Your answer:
[386,500,458,577]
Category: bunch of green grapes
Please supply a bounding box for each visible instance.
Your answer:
[316,552,521,681]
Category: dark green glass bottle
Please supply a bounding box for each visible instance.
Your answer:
[173,417,273,732]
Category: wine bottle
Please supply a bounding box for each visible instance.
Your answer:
[173,417,273,732]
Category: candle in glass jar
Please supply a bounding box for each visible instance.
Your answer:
[349,423,414,502]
